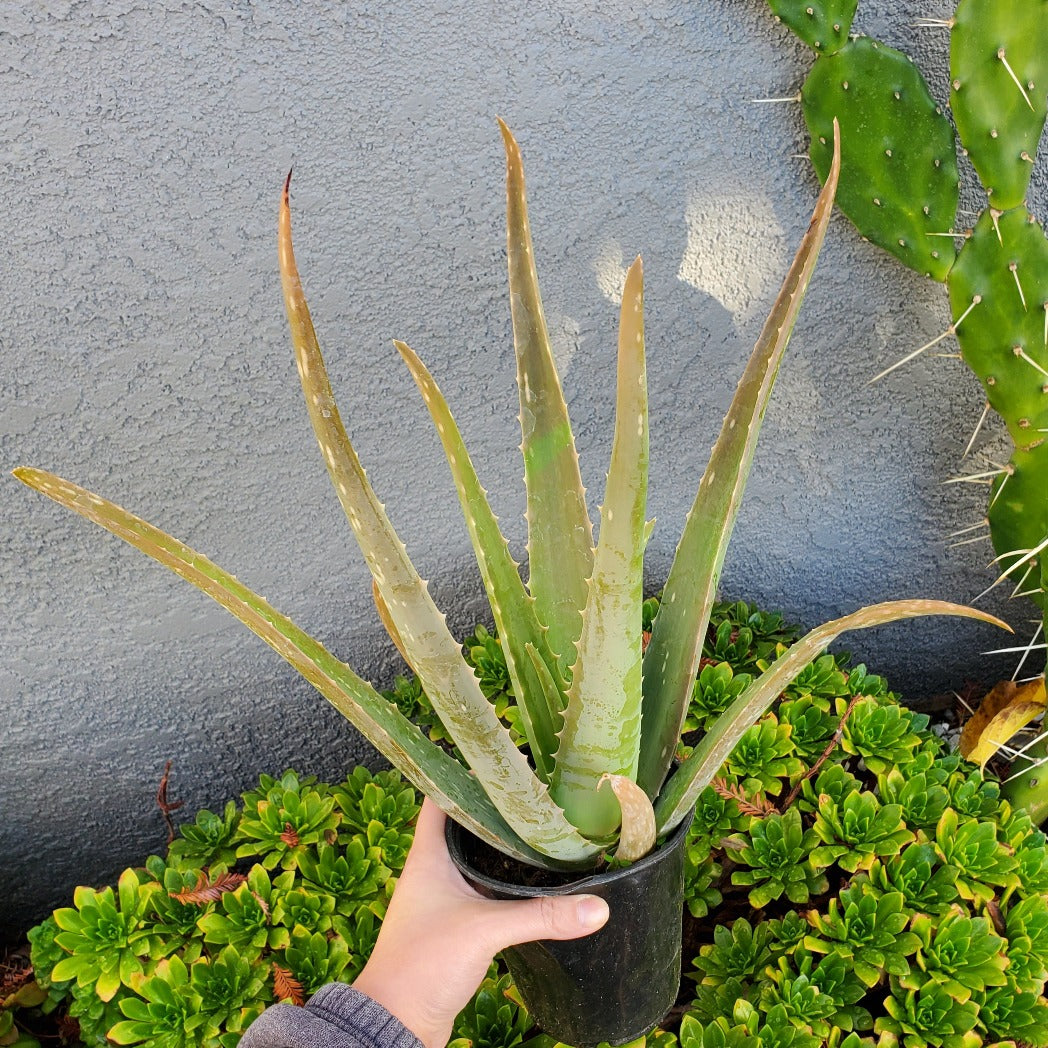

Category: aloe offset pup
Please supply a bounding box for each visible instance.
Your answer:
[16,121,1003,871]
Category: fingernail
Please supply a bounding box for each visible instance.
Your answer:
[577,895,610,930]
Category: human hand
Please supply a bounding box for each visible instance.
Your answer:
[351,798,609,1048]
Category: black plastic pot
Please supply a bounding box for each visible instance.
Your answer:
[446,816,690,1048]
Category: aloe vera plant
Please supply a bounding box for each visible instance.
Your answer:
[15,122,1006,870]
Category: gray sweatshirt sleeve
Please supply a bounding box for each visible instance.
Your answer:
[237,984,426,1048]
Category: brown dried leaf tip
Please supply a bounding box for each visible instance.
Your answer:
[58,1014,82,1043]
[273,964,306,1006]
[280,822,301,848]
[711,776,776,818]
[171,870,247,905]
[985,898,1007,938]
[0,952,34,998]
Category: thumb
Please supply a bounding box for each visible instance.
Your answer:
[482,894,610,953]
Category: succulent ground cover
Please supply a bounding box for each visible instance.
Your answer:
[8,599,1048,1048]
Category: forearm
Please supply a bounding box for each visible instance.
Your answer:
[237,983,425,1048]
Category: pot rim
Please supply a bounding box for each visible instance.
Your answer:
[445,810,692,898]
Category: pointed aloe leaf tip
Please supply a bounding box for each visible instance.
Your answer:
[636,119,841,800]
[654,598,1010,834]
[551,253,647,837]
[499,118,593,678]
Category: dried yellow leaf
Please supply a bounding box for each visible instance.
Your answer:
[598,774,656,862]
[959,677,1047,767]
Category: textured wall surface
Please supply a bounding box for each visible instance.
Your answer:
[2,0,1044,939]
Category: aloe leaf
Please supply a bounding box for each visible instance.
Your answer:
[653,599,1011,833]
[371,579,411,667]
[499,120,594,678]
[277,178,600,864]
[11,467,565,869]
[598,774,656,862]
[393,338,564,781]
[550,259,648,838]
[637,121,843,799]
[524,641,567,716]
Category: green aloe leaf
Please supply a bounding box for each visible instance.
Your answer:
[271,177,599,865]
[371,579,411,667]
[653,599,1010,833]
[524,642,566,721]
[393,338,563,782]
[551,258,649,837]
[637,121,842,799]
[500,119,594,679]
[12,466,578,869]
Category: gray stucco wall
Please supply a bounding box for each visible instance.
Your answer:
[2,1,1043,939]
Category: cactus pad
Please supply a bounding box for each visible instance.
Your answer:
[766,0,857,54]
[951,207,1048,639]
[803,37,959,281]
[948,207,1048,447]
[950,0,1048,211]
[988,443,1048,621]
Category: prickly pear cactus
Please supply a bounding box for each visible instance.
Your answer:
[803,37,959,281]
[766,0,856,54]
[765,0,1048,667]
[988,443,1048,616]
[948,207,1048,447]
[949,207,1048,628]
[950,0,1048,211]
[1003,731,1048,822]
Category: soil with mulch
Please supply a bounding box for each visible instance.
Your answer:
[1,943,80,1046]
